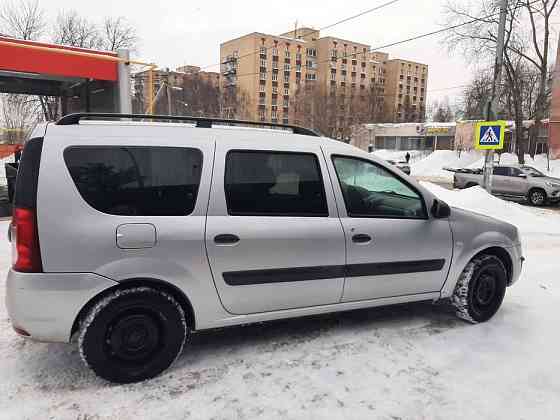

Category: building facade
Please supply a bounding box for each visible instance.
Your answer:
[350,122,455,152]
[220,28,428,132]
[549,40,560,159]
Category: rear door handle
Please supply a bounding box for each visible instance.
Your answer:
[352,234,372,244]
[214,234,240,245]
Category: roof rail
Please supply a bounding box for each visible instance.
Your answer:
[56,113,320,137]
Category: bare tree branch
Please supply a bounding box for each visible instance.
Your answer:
[0,0,45,40]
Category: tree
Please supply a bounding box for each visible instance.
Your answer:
[52,10,103,49]
[102,16,138,52]
[0,94,41,144]
[0,0,45,40]
[457,70,493,120]
[431,97,455,122]
[442,0,558,163]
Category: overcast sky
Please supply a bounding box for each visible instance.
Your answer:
[38,0,558,106]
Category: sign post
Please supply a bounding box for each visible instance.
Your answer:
[475,121,506,192]
[483,0,508,193]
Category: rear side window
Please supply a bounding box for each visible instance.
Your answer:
[225,150,328,217]
[493,167,510,176]
[14,137,43,209]
[64,146,202,216]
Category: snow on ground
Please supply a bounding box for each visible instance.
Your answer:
[372,149,429,163]
[1,187,560,420]
[411,150,482,181]
[374,149,559,182]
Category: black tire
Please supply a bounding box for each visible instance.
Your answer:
[465,182,479,189]
[528,188,547,206]
[79,287,187,383]
[452,255,507,323]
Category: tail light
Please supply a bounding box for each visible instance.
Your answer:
[12,207,43,272]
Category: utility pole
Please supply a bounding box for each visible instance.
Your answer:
[483,0,508,192]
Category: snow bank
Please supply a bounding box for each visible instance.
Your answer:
[372,149,427,163]
[411,150,482,180]
[422,182,560,235]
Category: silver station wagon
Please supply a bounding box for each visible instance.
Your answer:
[6,114,523,383]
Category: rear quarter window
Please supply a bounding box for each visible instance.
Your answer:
[64,146,203,216]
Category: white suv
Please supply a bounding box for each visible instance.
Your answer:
[6,113,523,383]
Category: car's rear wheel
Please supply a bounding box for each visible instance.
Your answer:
[452,255,507,323]
[79,287,188,383]
[528,188,547,206]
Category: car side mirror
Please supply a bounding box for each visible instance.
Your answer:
[431,199,451,219]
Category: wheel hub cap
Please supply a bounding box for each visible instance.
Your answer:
[108,314,160,361]
[475,274,496,306]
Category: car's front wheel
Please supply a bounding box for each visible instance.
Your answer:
[452,255,507,323]
[528,188,547,206]
[79,287,188,383]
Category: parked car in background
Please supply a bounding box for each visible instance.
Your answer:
[386,159,411,175]
[451,165,560,206]
[7,113,523,383]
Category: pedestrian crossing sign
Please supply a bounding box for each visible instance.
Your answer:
[474,121,506,150]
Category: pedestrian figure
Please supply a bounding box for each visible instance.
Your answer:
[405,152,411,163]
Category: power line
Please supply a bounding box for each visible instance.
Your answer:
[199,0,404,71]
[230,0,542,80]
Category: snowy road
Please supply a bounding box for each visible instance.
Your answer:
[1,186,560,420]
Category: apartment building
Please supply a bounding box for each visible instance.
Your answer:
[220,28,428,131]
[384,59,428,123]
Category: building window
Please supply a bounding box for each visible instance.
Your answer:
[283,98,289,107]
[284,75,289,83]
[284,63,291,71]
[331,73,336,81]
[306,60,316,69]
[272,47,278,56]
[224,151,328,217]
[331,49,337,58]
[259,84,265,93]
[271,109,277,119]
[283,118,289,125]
[296,64,302,72]
[260,47,267,55]
[284,87,289,95]
[260,72,266,81]
[306,73,317,81]
[285,48,290,58]
[272,73,278,82]
[260,59,267,68]
[306,48,317,57]
[272,86,278,94]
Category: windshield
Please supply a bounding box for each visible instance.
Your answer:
[521,166,545,177]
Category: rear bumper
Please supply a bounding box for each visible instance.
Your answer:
[5,270,118,343]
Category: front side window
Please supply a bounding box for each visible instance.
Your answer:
[64,146,202,216]
[225,151,328,217]
[332,156,426,219]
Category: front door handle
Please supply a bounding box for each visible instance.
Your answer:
[352,234,372,244]
[214,234,240,245]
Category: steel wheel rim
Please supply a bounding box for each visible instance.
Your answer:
[106,309,163,363]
